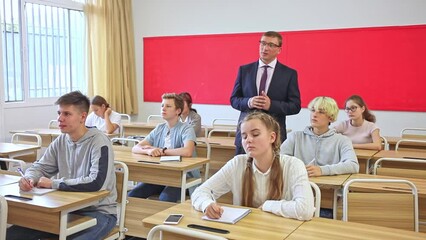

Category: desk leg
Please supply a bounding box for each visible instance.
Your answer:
[59,212,68,240]
[333,189,338,220]
[181,170,187,202]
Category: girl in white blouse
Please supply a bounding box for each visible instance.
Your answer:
[191,112,314,221]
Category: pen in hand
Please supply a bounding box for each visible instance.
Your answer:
[307,158,315,165]
[17,168,33,189]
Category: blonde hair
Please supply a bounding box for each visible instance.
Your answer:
[241,111,283,207]
[308,96,339,122]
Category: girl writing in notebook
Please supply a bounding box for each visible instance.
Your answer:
[191,111,314,220]
[334,95,382,150]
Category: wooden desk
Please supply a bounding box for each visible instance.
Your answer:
[0,142,41,159]
[10,129,118,147]
[121,122,158,137]
[286,217,426,240]
[196,137,235,176]
[386,136,426,150]
[0,182,109,240]
[113,149,210,238]
[0,174,20,186]
[346,173,426,198]
[309,174,351,218]
[354,149,380,173]
[143,200,304,240]
[370,150,426,170]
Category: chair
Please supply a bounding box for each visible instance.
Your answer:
[147,224,228,240]
[395,139,426,151]
[0,158,26,175]
[111,137,140,147]
[380,136,389,150]
[10,133,42,161]
[373,157,426,179]
[0,195,8,240]
[208,119,238,137]
[48,119,59,129]
[309,181,321,217]
[400,128,426,140]
[118,114,131,138]
[104,161,129,240]
[343,178,419,232]
[147,115,164,125]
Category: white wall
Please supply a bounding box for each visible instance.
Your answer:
[132,0,426,136]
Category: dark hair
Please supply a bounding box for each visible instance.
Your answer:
[263,31,283,47]
[162,93,184,116]
[179,92,197,113]
[91,95,110,108]
[55,91,90,113]
[241,111,283,207]
[346,95,376,123]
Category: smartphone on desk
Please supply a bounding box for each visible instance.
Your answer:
[163,214,183,225]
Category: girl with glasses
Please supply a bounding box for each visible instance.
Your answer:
[334,95,382,150]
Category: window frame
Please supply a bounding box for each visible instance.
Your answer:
[1,0,85,108]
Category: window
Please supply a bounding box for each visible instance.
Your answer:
[1,0,85,103]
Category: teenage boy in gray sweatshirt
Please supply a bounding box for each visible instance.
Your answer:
[280,96,359,177]
[9,91,117,240]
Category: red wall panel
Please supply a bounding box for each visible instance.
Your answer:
[144,25,426,111]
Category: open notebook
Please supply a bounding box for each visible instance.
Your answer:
[20,187,57,196]
[202,206,251,224]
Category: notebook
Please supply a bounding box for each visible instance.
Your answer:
[20,187,57,196]
[160,156,182,162]
[202,206,251,224]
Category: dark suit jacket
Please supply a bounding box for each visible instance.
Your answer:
[230,61,301,148]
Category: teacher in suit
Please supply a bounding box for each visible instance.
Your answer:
[230,31,301,155]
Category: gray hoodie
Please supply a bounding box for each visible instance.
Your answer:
[280,127,359,175]
[25,128,117,215]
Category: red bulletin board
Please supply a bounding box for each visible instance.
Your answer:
[144,25,426,111]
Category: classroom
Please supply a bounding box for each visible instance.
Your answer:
[1,0,426,239]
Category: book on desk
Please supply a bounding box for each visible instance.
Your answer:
[202,206,251,224]
[20,187,57,195]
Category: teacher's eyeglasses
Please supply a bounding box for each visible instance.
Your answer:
[259,41,280,49]
[344,106,358,112]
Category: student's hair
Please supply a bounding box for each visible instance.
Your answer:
[263,31,283,47]
[179,92,197,113]
[345,95,376,123]
[91,95,110,108]
[308,96,339,122]
[55,91,90,114]
[241,111,283,207]
[162,93,184,116]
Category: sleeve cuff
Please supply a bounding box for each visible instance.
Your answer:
[262,200,274,213]
[320,166,330,175]
[51,179,62,189]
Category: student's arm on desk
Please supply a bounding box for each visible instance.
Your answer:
[163,140,195,157]
[352,129,382,151]
[191,157,235,213]
[262,157,314,221]
[132,139,157,155]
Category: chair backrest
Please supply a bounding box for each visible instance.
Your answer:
[118,114,131,138]
[147,115,164,125]
[400,128,426,140]
[309,181,321,217]
[104,161,129,240]
[343,178,419,232]
[395,139,426,152]
[0,195,8,240]
[147,225,228,240]
[10,133,42,161]
[110,137,140,148]
[373,157,426,179]
[208,119,237,138]
[48,119,59,129]
[380,136,389,150]
[0,158,26,175]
